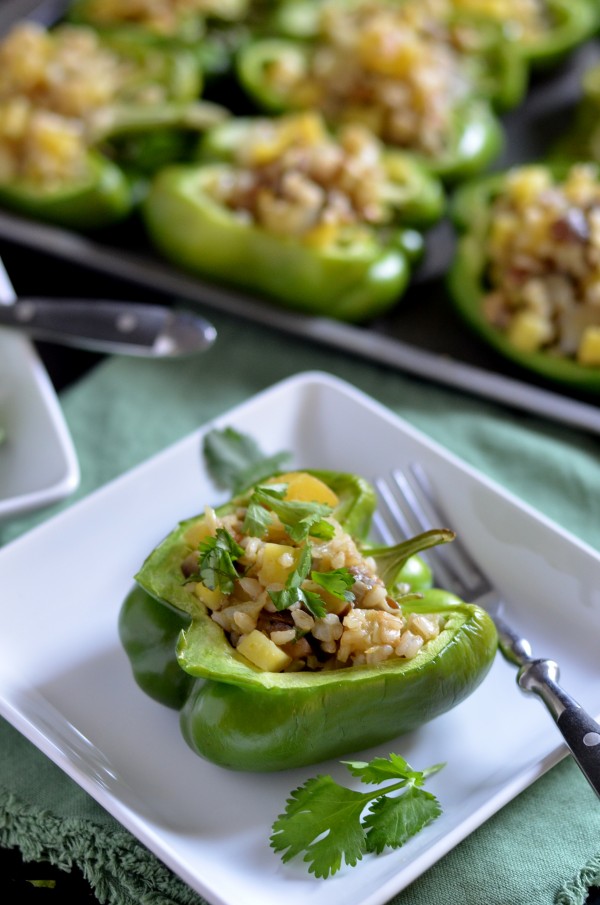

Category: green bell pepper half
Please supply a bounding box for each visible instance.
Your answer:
[235,38,504,182]
[448,165,600,393]
[141,161,416,322]
[120,470,497,772]
[0,150,135,230]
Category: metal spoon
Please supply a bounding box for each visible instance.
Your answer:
[0,257,216,357]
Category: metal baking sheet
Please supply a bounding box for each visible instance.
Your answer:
[0,0,599,435]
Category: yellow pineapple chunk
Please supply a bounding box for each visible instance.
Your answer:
[578,326,600,366]
[194,582,226,610]
[274,472,339,507]
[183,519,214,547]
[507,311,552,352]
[237,630,292,671]
[257,543,300,585]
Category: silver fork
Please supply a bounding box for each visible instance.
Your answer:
[374,464,600,800]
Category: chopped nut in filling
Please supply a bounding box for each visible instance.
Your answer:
[203,112,408,246]
[180,472,444,673]
[482,164,600,367]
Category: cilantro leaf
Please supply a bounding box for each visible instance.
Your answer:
[241,484,286,537]
[203,427,291,494]
[270,754,444,877]
[242,497,275,537]
[301,590,328,619]
[363,786,442,854]
[311,568,355,603]
[270,775,369,878]
[344,753,421,784]
[251,488,335,542]
[194,528,244,594]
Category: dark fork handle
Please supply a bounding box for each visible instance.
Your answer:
[518,659,600,799]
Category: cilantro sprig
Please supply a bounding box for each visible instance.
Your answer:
[243,484,335,542]
[187,528,244,594]
[270,753,444,878]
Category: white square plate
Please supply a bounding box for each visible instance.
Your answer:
[0,330,79,522]
[0,371,599,905]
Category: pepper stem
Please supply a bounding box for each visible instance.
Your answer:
[366,529,455,591]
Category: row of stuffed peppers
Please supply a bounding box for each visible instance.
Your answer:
[119,467,498,772]
[65,0,600,77]
[0,0,599,326]
[0,7,447,323]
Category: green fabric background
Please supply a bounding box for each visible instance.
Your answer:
[1,311,600,904]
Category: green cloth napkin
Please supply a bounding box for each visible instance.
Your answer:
[1,311,600,905]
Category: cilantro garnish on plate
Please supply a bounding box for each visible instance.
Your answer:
[270,753,444,878]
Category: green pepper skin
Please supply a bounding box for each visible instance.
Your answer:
[0,151,135,230]
[119,585,194,708]
[235,38,504,182]
[142,163,412,322]
[121,470,498,772]
[178,590,497,771]
[448,166,600,393]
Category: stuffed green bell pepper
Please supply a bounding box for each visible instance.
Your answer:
[0,20,227,227]
[120,469,498,772]
[235,1,507,182]
[266,0,528,113]
[142,111,443,321]
[448,162,600,392]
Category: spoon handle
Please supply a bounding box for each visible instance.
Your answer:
[0,297,216,357]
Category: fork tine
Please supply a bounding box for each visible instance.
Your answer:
[375,466,489,599]
[376,472,462,592]
[406,464,487,590]
[371,476,415,544]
